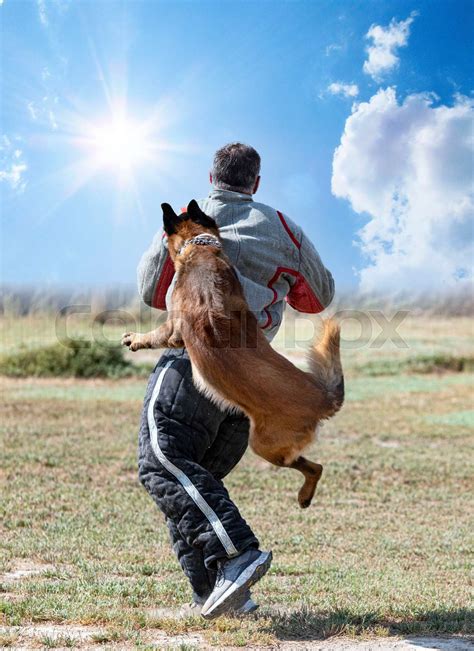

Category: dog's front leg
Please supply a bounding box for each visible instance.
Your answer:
[150,318,185,348]
[122,319,182,352]
[166,317,185,348]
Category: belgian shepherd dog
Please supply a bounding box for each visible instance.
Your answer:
[123,200,344,508]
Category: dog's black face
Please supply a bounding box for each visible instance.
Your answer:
[161,200,217,236]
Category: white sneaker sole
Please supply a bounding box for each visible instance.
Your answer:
[201,551,272,620]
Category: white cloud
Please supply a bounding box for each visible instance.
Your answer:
[328,82,359,98]
[332,88,474,291]
[325,43,343,56]
[36,0,72,28]
[0,136,27,192]
[363,12,417,80]
[26,96,59,130]
[27,101,38,121]
[37,0,48,26]
[48,109,58,130]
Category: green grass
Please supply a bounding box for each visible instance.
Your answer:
[427,410,474,428]
[1,313,473,646]
[40,634,79,648]
[1,368,473,646]
[1,370,472,405]
[1,312,473,376]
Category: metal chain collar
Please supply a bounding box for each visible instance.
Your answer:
[177,234,222,256]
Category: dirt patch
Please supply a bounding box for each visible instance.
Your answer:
[145,605,202,619]
[0,625,472,650]
[374,438,402,448]
[0,624,103,648]
[144,628,204,648]
[0,624,204,649]
[1,560,56,583]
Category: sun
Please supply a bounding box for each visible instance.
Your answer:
[86,113,154,172]
[45,93,186,219]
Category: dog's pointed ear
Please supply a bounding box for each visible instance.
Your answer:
[161,203,180,235]
[187,199,201,217]
[186,200,217,230]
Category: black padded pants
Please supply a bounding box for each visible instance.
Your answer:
[138,348,258,602]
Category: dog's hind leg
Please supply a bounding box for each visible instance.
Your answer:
[289,457,323,509]
[251,441,323,509]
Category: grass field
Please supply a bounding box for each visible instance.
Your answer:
[1,312,473,648]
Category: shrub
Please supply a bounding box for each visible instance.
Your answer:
[355,354,474,377]
[0,340,147,379]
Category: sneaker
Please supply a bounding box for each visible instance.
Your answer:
[201,548,272,620]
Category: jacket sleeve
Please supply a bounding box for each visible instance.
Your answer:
[137,231,175,309]
[286,231,335,313]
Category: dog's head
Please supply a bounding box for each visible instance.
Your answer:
[161,200,219,260]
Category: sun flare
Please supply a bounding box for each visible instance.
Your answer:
[86,114,154,172]
[43,90,185,217]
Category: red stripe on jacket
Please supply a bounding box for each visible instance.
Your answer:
[263,214,322,328]
[276,211,301,249]
[262,266,324,329]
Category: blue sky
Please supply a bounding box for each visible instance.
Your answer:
[1,0,473,292]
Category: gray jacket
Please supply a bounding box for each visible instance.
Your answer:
[137,188,335,341]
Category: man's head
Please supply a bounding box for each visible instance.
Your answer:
[210,142,261,195]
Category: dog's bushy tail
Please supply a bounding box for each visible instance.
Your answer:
[307,318,344,417]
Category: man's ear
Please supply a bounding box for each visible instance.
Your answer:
[187,199,218,230]
[161,203,181,235]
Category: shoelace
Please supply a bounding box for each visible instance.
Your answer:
[215,562,226,588]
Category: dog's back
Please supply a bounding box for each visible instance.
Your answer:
[173,245,343,426]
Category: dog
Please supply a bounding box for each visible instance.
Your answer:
[122,200,344,508]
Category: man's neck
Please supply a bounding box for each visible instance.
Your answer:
[213,185,253,196]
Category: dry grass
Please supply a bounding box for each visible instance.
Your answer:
[1,312,473,647]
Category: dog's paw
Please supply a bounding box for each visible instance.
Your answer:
[121,332,143,351]
[297,486,316,509]
[121,332,134,347]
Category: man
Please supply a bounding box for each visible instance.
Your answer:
[136,143,334,618]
